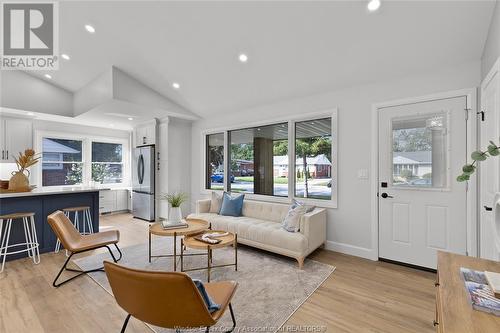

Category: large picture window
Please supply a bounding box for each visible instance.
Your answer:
[294,117,332,200]
[202,111,337,206]
[38,132,129,188]
[206,133,225,190]
[42,138,84,186]
[92,142,124,184]
[229,122,288,197]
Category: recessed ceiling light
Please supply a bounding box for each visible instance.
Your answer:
[128,117,133,121]
[172,82,180,89]
[85,24,96,33]
[238,53,248,63]
[367,0,381,12]
[44,74,52,79]
[61,54,70,60]
[27,112,34,116]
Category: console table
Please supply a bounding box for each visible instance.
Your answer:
[435,251,500,332]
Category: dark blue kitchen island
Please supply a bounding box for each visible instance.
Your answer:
[0,188,101,261]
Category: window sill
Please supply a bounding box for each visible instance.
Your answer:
[199,189,337,209]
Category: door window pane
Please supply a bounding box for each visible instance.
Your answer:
[92,142,123,184]
[294,118,332,200]
[392,114,447,188]
[229,123,288,196]
[42,138,83,186]
[206,133,225,190]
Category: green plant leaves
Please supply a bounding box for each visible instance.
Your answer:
[462,164,476,175]
[458,142,500,183]
[488,144,500,156]
[471,151,487,161]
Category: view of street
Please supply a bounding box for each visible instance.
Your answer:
[210,177,331,199]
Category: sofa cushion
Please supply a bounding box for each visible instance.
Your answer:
[282,204,306,232]
[209,191,223,214]
[219,192,244,217]
[241,200,290,223]
[189,213,308,253]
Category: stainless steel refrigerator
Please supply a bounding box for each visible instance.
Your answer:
[132,145,155,221]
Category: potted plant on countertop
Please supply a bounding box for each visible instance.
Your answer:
[161,192,188,224]
[9,149,40,192]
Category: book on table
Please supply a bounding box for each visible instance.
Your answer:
[485,271,500,298]
[161,221,188,230]
[460,267,500,316]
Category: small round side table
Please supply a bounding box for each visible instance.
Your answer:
[181,231,237,282]
[148,218,209,271]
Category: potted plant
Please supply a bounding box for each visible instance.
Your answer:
[457,140,500,182]
[9,149,40,191]
[161,192,188,224]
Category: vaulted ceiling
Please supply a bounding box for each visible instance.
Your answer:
[30,0,495,118]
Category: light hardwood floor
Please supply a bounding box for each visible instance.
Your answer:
[0,213,436,333]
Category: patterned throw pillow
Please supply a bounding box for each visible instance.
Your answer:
[282,204,307,232]
[209,191,223,214]
[291,199,315,213]
[219,192,245,217]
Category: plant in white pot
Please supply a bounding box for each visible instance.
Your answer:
[162,192,188,224]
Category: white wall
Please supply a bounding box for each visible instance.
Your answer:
[1,71,73,116]
[482,0,500,79]
[168,118,192,217]
[190,60,481,258]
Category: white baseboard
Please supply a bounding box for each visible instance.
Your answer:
[325,240,377,261]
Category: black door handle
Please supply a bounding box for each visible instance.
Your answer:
[381,192,393,198]
[484,205,493,211]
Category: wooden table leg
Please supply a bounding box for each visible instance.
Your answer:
[148,231,151,263]
[207,246,211,282]
[173,232,177,271]
[180,238,184,271]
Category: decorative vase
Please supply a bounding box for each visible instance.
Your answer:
[9,170,30,191]
[168,206,183,224]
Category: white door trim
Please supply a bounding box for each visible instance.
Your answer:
[370,88,478,262]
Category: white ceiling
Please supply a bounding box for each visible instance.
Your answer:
[33,0,495,118]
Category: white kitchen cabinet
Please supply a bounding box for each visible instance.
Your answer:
[134,121,157,147]
[116,189,129,211]
[0,117,33,162]
[99,189,130,214]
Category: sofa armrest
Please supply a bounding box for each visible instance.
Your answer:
[196,199,211,214]
[300,208,327,253]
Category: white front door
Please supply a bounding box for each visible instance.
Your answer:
[378,96,469,269]
[480,61,500,260]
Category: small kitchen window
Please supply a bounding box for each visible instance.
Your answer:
[42,137,84,186]
[91,142,124,184]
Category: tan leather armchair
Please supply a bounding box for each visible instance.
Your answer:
[48,210,122,287]
[104,261,238,333]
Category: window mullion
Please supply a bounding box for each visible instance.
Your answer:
[224,131,230,192]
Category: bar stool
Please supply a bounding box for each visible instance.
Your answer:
[0,212,40,273]
[54,206,94,254]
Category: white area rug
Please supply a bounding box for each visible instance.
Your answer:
[74,237,334,333]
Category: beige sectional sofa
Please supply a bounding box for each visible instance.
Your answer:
[187,198,327,268]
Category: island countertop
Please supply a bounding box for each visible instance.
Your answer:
[0,186,109,198]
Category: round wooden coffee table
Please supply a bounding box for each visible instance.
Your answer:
[148,218,209,271]
[180,231,237,282]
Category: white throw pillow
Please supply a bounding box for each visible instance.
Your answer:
[291,199,315,213]
[282,204,307,232]
[209,191,223,214]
